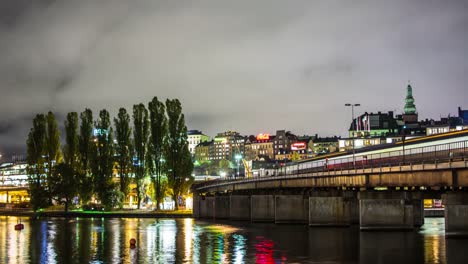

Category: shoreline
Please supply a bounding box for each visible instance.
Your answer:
[0,210,193,219]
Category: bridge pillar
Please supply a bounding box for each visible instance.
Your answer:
[251,195,275,222]
[199,196,214,219]
[358,191,421,230]
[275,195,308,224]
[309,191,358,226]
[215,195,230,219]
[443,192,468,237]
[230,195,250,220]
[192,192,200,218]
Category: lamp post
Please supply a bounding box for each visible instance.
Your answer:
[345,103,360,168]
[402,125,407,164]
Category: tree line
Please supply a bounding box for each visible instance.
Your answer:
[26,97,193,212]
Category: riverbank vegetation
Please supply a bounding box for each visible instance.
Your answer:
[26,97,193,212]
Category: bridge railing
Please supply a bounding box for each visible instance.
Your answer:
[191,140,468,190]
[283,140,468,176]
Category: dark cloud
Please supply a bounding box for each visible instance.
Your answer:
[0,0,467,158]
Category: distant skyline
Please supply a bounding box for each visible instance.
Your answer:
[1,0,467,158]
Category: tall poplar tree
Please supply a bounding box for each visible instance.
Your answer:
[164,99,193,210]
[64,112,79,168]
[91,109,117,209]
[133,103,150,209]
[148,97,167,210]
[78,109,94,204]
[26,114,49,211]
[45,111,61,199]
[50,112,81,212]
[114,108,132,204]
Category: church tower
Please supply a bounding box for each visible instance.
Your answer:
[402,83,418,123]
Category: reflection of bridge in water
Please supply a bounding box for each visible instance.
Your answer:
[193,131,468,237]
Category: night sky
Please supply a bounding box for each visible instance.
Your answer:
[1,0,467,158]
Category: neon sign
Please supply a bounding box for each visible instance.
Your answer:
[291,142,306,150]
[256,134,270,140]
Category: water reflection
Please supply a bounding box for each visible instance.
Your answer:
[0,216,467,263]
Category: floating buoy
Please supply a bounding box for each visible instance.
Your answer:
[130,238,136,249]
[14,223,24,231]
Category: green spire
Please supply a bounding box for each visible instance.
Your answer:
[404,84,416,114]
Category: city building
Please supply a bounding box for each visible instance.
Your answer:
[244,134,275,161]
[213,131,245,161]
[310,135,340,155]
[0,162,29,203]
[458,107,468,125]
[187,130,210,155]
[338,137,383,152]
[402,83,418,123]
[349,111,399,138]
[273,130,298,161]
[194,140,214,163]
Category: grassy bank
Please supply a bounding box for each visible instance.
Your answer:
[0,209,192,218]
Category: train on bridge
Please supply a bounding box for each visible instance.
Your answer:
[260,129,468,177]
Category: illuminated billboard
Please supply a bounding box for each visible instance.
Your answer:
[291,142,306,150]
[256,133,270,140]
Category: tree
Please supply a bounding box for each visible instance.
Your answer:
[26,114,49,211]
[291,152,301,161]
[91,109,117,210]
[133,103,150,209]
[45,111,62,199]
[114,108,133,206]
[64,112,79,168]
[49,163,79,212]
[164,99,193,210]
[218,159,231,173]
[78,109,94,204]
[148,97,167,210]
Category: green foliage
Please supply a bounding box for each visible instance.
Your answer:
[45,111,61,198]
[26,114,49,211]
[114,108,133,201]
[91,109,116,210]
[291,152,301,161]
[64,112,79,168]
[148,96,167,210]
[78,109,94,204]
[133,103,150,209]
[164,99,193,210]
[49,163,80,212]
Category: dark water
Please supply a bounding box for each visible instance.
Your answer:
[0,216,467,264]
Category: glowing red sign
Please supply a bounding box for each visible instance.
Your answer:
[291,142,306,150]
[256,134,270,140]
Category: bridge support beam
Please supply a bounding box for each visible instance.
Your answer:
[215,195,230,219]
[251,195,275,222]
[358,191,422,230]
[193,192,200,218]
[275,195,308,224]
[443,192,468,237]
[230,195,250,220]
[309,191,358,226]
[199,196,214,219]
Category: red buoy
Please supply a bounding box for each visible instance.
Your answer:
[14,223,24,231]
[130,238,136,248]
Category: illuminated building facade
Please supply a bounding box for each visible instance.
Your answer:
[244,134,275,161]
[188,130,210,155]
[213,131,245,161]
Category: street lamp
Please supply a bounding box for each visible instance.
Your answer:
[345,103,361,168]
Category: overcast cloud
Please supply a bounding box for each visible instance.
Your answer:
[0,0,467,158]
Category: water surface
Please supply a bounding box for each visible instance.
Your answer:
[0,216,467,263]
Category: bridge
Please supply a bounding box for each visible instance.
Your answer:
[192,134,468,237]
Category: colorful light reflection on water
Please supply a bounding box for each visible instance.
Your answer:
[0,217,467,263]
